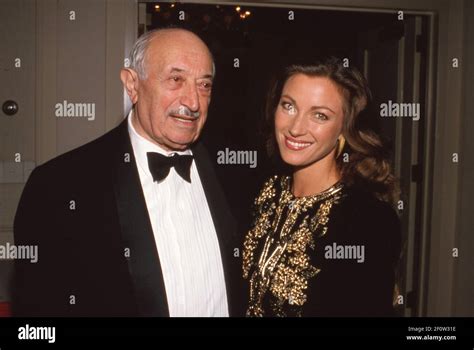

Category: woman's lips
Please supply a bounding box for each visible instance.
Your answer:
[284,136,312,151]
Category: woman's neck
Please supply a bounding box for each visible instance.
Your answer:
[292,154,341,197]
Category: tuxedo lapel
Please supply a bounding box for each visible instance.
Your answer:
[111,119,170,317]
[192,142,241,316]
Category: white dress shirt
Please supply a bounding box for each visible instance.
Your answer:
[127,111,229,317]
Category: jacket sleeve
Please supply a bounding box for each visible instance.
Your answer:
[344,200,402,316]
[12,166,61,316]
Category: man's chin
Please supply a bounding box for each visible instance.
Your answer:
[164,136,198,151]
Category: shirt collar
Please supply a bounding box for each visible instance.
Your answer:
[127,109,193,177]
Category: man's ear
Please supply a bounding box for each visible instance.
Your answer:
[120,68,140,104]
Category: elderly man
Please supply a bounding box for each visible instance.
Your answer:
[13,28,242,317]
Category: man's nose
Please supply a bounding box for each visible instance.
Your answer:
[180,83,200,112]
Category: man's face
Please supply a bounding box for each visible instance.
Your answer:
[122,31,214,151]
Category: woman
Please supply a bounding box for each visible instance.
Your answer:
[242,57,401,317]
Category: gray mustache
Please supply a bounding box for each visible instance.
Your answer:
[169,106,200,119]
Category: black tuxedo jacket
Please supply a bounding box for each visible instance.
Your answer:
[12,119,245,317]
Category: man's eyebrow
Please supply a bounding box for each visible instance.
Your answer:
[169,67,185,73]
[200,74,214,80]
[168,67,213,80]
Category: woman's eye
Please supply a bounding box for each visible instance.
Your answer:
[281,102,296,115]
[314,112,328,121]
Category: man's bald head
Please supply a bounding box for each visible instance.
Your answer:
[128,28,215,80]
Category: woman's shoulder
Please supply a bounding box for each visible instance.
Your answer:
[327,185,401,265]
[341,185,399,224]
[334,185,401,248]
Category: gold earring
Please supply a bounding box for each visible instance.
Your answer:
[336,135,346,158]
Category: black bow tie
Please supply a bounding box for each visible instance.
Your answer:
[147,152,193,183]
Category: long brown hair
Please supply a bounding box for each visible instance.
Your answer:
[264,56,398,204]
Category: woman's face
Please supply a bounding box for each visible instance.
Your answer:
[274,74,345,168]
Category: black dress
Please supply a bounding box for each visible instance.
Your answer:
[242,175,401,317]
